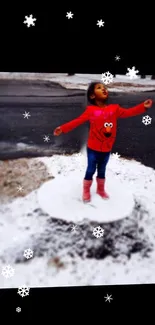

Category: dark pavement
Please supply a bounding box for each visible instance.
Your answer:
[0,79,155,169]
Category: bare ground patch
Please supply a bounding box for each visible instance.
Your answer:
[0,158,54,201]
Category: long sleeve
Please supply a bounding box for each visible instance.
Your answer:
[117,102,148,119]
[60,107,90,133]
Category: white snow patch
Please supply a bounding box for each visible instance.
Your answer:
[1,253,155,288]
[37,172,134,223]
[0,190,47,256]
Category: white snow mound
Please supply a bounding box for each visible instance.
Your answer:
[37,169,134,223]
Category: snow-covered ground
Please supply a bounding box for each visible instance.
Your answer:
[46,74,155,92]
[0,149,155,288]
[0,73,155,92]
[38,148,135,223]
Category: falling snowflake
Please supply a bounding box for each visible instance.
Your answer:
[97,19,105,27]
[17,285,30,298]
[112,152,120,159]
[23,248,34,259]
[93,226,104,238]
[70,224,78,233]
[126,66,139,79]
[17,185,23,192]
[23,14,36,27]
[115,55,120,61]
[101,71,113,85]
[1,265,15,278]
[43,135,50,142]
[104,294,113,302]
[23,111,31,119]
[16,307,21,313]
[66,11,74,19]
[142,115,152,125]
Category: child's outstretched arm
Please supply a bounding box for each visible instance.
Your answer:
[53,106,90,136]
[117,99,153,119]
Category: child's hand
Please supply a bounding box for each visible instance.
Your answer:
[53,126,62,136]
[144,99,153,108]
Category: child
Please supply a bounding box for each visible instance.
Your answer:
[53,82,152,203]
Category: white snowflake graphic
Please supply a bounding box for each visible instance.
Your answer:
[16,307,21,313]
[126,66,139,79]
[23,248,34,259]
[43,135,50,142]
[101,71,114,85]
[17,285,30,298]
[115,55,120,61]
[1,265,15,278]
[97,19,105,27]
[70,224,78,233]
[104,294,113,302]
[23,111,31,119]
[17,185,23,192]
[112,152,120,159]
[93,226,104,238]
[24,14,36,27]
[142,115,152,125]
[66,11,74,19]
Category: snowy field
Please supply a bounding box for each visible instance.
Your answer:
[0,149,155,288]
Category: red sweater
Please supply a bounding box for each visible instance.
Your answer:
[60,103,147,152]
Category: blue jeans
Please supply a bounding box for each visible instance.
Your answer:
[84,147,111,180]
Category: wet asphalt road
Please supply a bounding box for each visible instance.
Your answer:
[0,79,155,169]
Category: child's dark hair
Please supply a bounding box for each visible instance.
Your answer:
[87,81,107,105]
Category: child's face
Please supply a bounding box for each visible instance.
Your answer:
[90,83,108,102]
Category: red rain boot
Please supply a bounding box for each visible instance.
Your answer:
[82,179,93,202]
[96,177,109,199]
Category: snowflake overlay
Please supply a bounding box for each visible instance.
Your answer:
[126,66,139,79]
[66,12,74,19]
[142,115,152,125]
[104,294,113,302]
[1,265,15,278]
[101,71,113,85]
[70,224,78,233]
[23,248,34,259]
[17,285,30,298]
[24,14,36,27]
[17,185,23,192]
[16,307,21,313]
[97,20,105,27]
[43,135,50,142]
[93,226,104,238]
[115,55,120,61]
[23,111,31,119]
[112,152,120,159]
